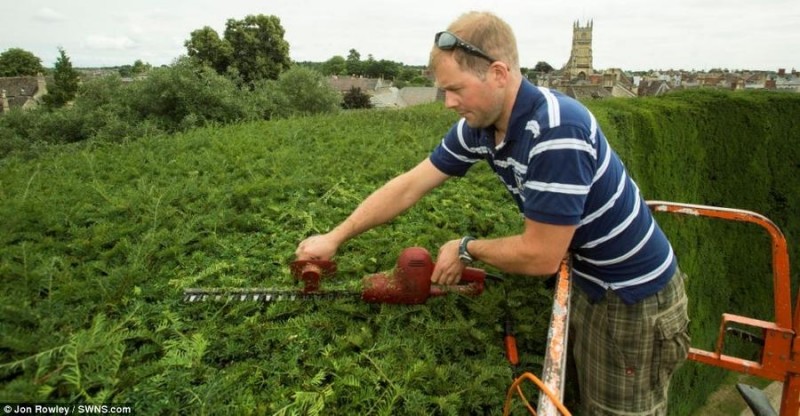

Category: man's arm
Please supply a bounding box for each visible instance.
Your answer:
[431,218,576,284]
[296,158,450,260]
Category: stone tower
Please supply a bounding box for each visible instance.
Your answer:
[563,19,594,81]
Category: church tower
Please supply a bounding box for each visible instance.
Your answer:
[563,19,594,81]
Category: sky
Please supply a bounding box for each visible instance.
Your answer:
[2,0,799,72]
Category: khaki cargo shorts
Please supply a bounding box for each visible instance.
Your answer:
[569,269,691,415]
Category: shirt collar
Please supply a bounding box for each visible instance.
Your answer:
[480,79,539,149]
[504,79,538,143]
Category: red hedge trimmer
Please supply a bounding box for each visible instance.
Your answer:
[183,247,493,305]
[182,246,572,414]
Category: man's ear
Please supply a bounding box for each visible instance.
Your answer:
[490,62,510,87]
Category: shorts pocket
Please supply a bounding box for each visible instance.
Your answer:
[651,297,690,387]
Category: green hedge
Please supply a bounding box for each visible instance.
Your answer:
[586,89,800,414]
[0,90,798,414]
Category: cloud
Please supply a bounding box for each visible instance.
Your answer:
[34,7,66,22]
[84,35,138,51]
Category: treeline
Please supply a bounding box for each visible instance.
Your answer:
[0,14,381,159]
[0,59,342,158]
[297,49,433,89]
[0,13,446,160]
[0,12,556,160]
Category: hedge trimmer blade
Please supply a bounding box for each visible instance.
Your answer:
[182,287,360,303]
[183,259,349,303]
[181,248,488,305]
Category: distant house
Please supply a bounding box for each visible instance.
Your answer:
[556,67,636,100]
[698,74,722,88]
[563,84,611,100]
[637,80,671,97]
[327,75,391,95]
[327,75,439,109]
[681,75,701,89]
[744,72,768,89]
[775,73,800,92]
[370,86,440,108]
[0,74,48,114]
[602,68,637,98]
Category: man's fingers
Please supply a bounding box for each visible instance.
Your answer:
[430,266,444,284]
[431,264,462,285]
[295,235,335,261]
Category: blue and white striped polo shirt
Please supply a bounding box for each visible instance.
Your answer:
[429,79,676,304]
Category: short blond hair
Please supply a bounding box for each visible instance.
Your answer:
[429,11,520,77]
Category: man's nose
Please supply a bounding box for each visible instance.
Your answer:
[444,91,458,109]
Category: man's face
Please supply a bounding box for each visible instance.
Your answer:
[434,55,503,129]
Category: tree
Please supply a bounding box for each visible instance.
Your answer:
[0,48,45,76]
[185,15,291,86]
[321,55,346,76]
[131,59,151,75]
[398,68,420,82]
[342,86,372,110]
[395,67,431,88]
[43,48,80,108]
[379,60,400,79]
[272,66,340,117]
[223,14,291,85]
[118,65,133,78]
[346,49,362,76]
[363,58,400,80]
[126,57,255,131]
[185,26,233,74]
[533,61,554,73]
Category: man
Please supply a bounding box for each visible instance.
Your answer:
[296,11,690,415]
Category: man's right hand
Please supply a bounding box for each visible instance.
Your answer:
[295,233,340,260]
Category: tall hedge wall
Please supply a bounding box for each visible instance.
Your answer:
[585,89,800,413]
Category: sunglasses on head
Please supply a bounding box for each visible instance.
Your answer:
[434,31,497,63]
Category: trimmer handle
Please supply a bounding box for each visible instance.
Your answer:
[290,259,336,293]
[429,267,485,298]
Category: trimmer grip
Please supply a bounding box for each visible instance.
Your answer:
[461,267,486,294]
[429,267,486,297]
[290,260,336,293]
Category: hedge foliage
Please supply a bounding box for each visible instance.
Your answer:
[585,89,800,414]
[0,90,798,414]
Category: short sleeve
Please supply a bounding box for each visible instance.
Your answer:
[429,118,485,177]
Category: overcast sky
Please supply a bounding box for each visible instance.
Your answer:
[2,0,799,72]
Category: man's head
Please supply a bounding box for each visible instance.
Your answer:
[429,12,522,130]
[429,11,520,77]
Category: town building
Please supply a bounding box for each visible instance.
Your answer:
[534,20,798,99]
[537,20,638,99]
[563,20,595,81]
[0,74,47,114]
